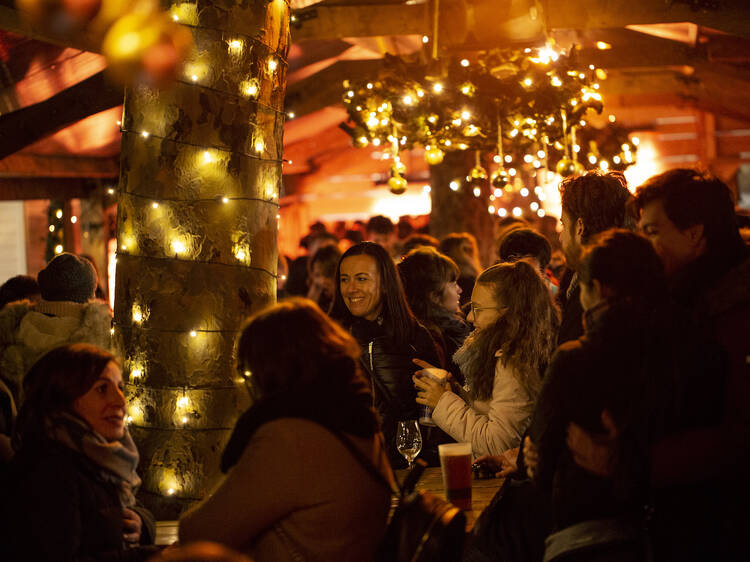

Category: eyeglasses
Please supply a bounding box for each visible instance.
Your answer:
[469,302,501,318]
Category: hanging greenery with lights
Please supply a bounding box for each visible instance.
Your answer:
[341,43,637,195]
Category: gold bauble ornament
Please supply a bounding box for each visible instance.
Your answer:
[491,169,510,189]
[469,165,488,181]
[102,11,192,86]
[424,146,445,166]
[388,174,407,195]
[555,157,584,178]
[391,160,406,176]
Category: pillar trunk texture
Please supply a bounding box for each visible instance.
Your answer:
[113,0,289,518]
[429,151,497,267]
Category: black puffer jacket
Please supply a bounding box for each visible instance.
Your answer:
[348,317,441,467]
[0,439,158,562]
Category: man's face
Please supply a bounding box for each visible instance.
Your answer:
[638,200,706,278]
[559,210,582,271]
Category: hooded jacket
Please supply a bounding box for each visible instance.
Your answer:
[0,299,113,401]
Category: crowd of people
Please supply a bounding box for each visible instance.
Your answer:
[0,167,747,561]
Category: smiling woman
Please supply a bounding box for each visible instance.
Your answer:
[0,343,158,561]
[331,242,442,467]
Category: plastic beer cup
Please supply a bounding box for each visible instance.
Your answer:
[419,368,447,426]
[438,442,472,510]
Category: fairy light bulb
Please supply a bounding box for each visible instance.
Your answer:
[512,207,522,217]
[54,245,63,254]
[267,57,278,72]
[222,196,229,204]
[460,59,470,67]
[522,77,533,87]
[498,208,508,217]
[189,330,197,338]
[131,368,142,379]
[49,225,55,232]
[488,205,496,214]
[55,209,63,219]
[550,76,562,87]
[132,304,143,323]
[228,39,244,54]
[402,94,414,105]
[240,79,259,98]
[141,131,150,138]
[461,110,471,120]
[70,216,77,224]
[433,83,444,94]
[152,202,159,209]
[171,239,187,254]
[255,138,265,153]
[449,180,460,191]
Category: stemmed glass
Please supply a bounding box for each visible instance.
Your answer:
[396,420,423,468]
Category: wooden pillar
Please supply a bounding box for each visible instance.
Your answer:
[113,0,289,518]
[429,151,496,267]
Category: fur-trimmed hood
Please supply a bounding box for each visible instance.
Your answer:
[0,299,113,401]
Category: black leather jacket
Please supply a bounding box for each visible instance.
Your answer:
[348,317,440,467]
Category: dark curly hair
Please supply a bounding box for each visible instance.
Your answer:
[579,229,667,303]
[498,228,552,270]
[560,171,634,243]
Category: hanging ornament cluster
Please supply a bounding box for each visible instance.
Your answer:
[342,44,636,194]
[15,0,193,86]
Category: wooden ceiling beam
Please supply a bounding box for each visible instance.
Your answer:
[0,153,119,177]
[0,70,122,160]
[0,177,108,200]
[543,0,750,39]
[284,58,382,118]
[291,0,750,43]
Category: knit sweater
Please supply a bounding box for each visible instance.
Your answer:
[432,352,536,457]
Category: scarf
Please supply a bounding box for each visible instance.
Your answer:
[221,378,380,473]
[45,412,141,507]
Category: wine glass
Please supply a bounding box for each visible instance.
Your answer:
[396,420,423,468]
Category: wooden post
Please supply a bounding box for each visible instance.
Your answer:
[113,0,289,518]
[429,150,496,267]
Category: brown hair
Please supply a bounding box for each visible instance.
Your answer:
[439,232,481,278]
[15,344,118,444]
[398,247,460,322]
[560,171,634,243]
[237,298,363,397]
[459,260,559,400]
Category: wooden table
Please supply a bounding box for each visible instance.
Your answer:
[155,467,505,545]
[395,467,504,531]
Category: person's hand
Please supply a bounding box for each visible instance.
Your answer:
[566,409,619,477]
[412,359,450,409]
[122,507,142,544]
[523,436,539,479]
[475,447,519,477]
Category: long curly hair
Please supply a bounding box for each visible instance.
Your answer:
[455,260,560,401]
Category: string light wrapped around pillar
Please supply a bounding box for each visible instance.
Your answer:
[113,0,290,518]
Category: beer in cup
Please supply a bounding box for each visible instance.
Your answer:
[418,368,447,426]
[438,442,472,510]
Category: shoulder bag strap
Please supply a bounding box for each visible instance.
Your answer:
[329,429,401,497]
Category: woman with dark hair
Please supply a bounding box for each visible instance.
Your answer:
[0,343,157,561]
[397,247,470,382]
[438,233,482,307]
[330,242,441,466]
[414,260,560,457]
[180,298,392,562]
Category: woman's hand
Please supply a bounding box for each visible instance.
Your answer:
[523,436,539,480]
[122,507,143,544]
[475,447,519,477]
[412,358,451,409]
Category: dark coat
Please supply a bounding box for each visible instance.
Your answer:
[556,269,584,346]
[348,317,441,467]
[529,298,725,531]
[425,311,471,385]
[0,439,158,562]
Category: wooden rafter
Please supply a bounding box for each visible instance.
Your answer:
[0,2,98,52]
[290,0,750,42]
[0,70,122,160]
